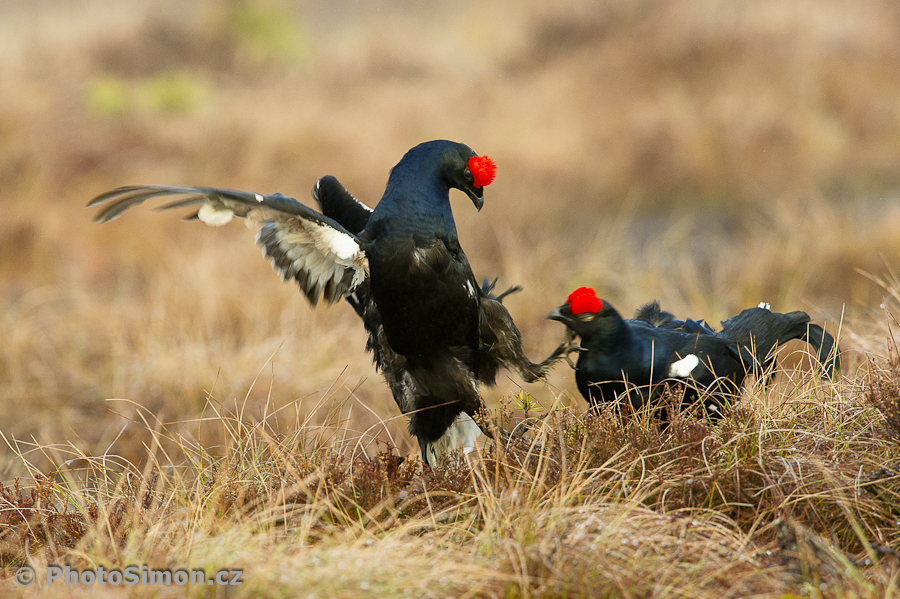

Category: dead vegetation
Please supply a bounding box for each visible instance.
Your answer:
[2,376,900,597]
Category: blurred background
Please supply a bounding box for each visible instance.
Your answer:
[2,0,900,475]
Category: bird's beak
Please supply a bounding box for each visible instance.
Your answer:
[547,305,569,323]
[466,187,484,211]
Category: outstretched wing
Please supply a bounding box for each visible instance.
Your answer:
[87,185,369,306]
[312,175,373,236]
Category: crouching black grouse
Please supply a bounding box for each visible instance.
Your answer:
[89,140,570,467]
[548,287,839,418]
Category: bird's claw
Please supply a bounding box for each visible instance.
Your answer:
[563,345,586,369]
[561,329,585,369]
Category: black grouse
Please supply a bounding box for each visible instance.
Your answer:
[309,174,568,426]
[548,287,839,418]
[88,140,570,467]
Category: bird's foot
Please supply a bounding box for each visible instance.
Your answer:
[553,328,584,369]
[519,328,582,381]
[563,341,587,369]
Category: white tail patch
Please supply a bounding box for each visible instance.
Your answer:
[426,412,483,469]
[758,302,771,310]
[668,354,699,378]
[197,204,234,227]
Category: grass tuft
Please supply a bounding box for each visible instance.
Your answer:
[3,374,899,596]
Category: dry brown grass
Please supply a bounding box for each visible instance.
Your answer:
[2,0,900,596]
[2,377,900,598]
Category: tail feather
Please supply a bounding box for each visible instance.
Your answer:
[633,300,675,327]
[802,323,840,379]
[312,175,372,235]
[720,307,839,378]
[720,307,806,363]
[422,412,483,469]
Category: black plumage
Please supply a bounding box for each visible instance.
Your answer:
[88,140,569,466]
[633,299,840,380]
[307,166,570,460]
[548,287,839,418]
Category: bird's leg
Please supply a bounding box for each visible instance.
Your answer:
[474,398,534,450]
[562,329,586,369]
[526,328,583,377]
[480,296,580,383]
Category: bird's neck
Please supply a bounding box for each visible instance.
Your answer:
[579,313,635,356]
[370,178,458,241]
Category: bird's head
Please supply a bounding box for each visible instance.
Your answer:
[438,144,496,211]
[547,287,617,337]
[442,148,497,210]
[383,140,496,215]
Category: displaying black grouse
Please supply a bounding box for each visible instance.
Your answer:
[309,175,568,427]
[89,140,570,467]
[548,287,839,418]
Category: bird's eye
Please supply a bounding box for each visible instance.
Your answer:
[464,168,473,181]
[578,313,596,322]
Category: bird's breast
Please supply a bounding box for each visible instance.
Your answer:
[367,241,478,361]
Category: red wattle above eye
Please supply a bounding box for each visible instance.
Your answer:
[468,155,496,188]
[567,287,602,314]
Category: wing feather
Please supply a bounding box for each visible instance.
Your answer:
[312,175,373,235]
[88,185,369,305]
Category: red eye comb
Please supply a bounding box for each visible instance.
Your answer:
[567,287,602,315]
[468,155,496,188]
